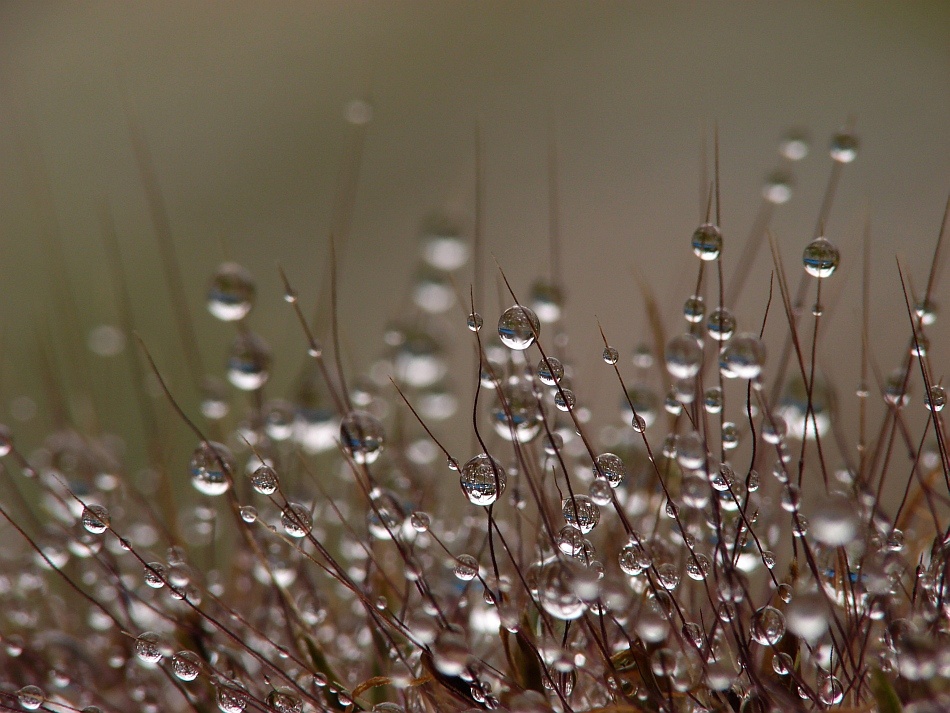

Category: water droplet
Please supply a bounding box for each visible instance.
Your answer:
[135,631,163,664]
[665,334,703,380]
[780,131,809,161]
[925,384,946,412]
[750,606,786,645]
[786,591,828,641]
[781,483,801,512]
[144,562,167,589]
[914,298,938,325]
[412,268,455,313]
[88,324,125,357]
[538,560,589,620]
[410,511,430,532]
[683,295,705,323]
[460,454,507,506]
[707,307,736,341]
[593,453,626,488]
[530,280,564,323]
[562,495,600,534]
[190,441,234,496]
[884,369,911,408]
[829,131,859,163]
[704,386,723,414]
[263,400,296,441]
[421,223,467,270]
[467,312,483,332]
[491,381,542,443]
[81,504,110,534]
[819,675,844,705]
[208,263,255,321]
[772,652,793,676]
[394,329,446,388]
[250,464,279,495]
[536,356,564,386]
[588,478,612,506]
[721,422,739,450]
[16,686,45,711]
[763,171,793,204]
[676,431,705,471]
[454,554,479,581]
[239,505,257,523]
[802,236,840,278]
[227,332,272,390]
[602,346,619,365]
[632,343,653,368]
[622,383,658,428]
[498,305,540,350]
[340,411,385,464]
[810,493,859,546]
[281,503,312,538]
[216,682,249,713]
[720,333,766,380]
[685,553,710,580]
[885,528,905,552]
[554,388,576,412]
[691,223,722,261]
[172,650,202,681]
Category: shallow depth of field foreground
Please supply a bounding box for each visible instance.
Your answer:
[1,109,950,713]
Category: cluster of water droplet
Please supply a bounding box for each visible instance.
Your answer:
[5,125,950,713]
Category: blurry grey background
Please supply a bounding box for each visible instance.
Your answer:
[0,2,947,458]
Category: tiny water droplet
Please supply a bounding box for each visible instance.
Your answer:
[602,346,619,365]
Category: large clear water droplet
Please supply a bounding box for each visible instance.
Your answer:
[498,305,541,350]
[460,453,507,506]
[561,495,600,534]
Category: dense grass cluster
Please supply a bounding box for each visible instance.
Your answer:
[0,124,948,713]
